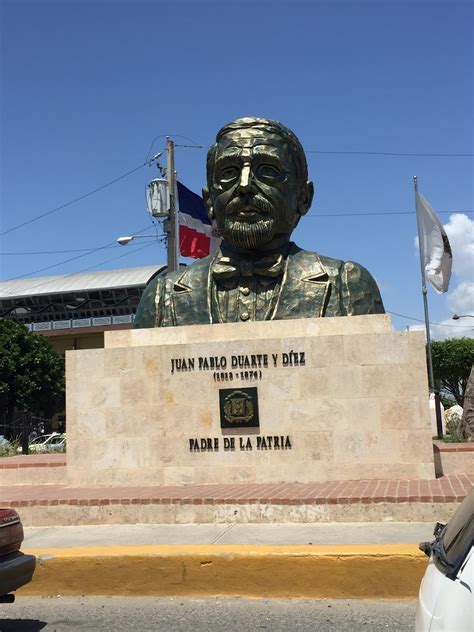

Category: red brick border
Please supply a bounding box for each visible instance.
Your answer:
[433,440,474,453]
[0,455,66,470]
[1,474,472,509]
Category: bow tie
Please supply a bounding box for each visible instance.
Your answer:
[212,253,285,280]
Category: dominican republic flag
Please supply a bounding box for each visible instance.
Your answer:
[177,181,221,258]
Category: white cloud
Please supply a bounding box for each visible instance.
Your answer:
[408,319,474,341]
[431,319,474,340]
[444,214,474,334]
[447,281,474,317]
[444,213,474,279]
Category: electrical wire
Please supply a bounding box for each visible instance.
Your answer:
[174,142,474,157]
[0,162,152,238]
[5,225,158,281]
[306,150,474,157]
[3,207,473,256]
[306,210,473,218]
[7,241,160,296]
[386,310,474,328]
[2,246,119,255]
[175,143,207,149]
[6,244,120,280]
[146,135,201,162]
[1,141,471,239]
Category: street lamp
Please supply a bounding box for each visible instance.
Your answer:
[116,234,158,246]
[452,314,474,320]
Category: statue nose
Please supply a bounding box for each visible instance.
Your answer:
[238,163,252,191]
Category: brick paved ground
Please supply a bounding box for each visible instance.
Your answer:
[0,455,472,508]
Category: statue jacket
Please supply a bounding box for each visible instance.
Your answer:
[134,243,384,328]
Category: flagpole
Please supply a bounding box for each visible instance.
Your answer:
[414,176,443,437]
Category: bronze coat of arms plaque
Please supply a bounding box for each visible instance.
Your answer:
[219,387,260,429]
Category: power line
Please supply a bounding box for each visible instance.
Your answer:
[6,244,119,280]
[386,310,474,328]
[57,242,159,279]
[146,135,200,162]
[174,143,473,157]
[175,143,207,149]
[5,225,157,281]
[0,162,150,238]
[1,142,472,240]
[10,242,159,296]
[2,246,119,255]
[306,150,474,157]
[3,207,472,256]
[307,210,473,218]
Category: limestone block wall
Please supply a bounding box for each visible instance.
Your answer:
[66,315,435,486]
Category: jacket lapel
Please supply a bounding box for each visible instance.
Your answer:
[273,247,330,320]
[168,260,213,326]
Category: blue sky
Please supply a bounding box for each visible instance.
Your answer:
[1,0,473,337]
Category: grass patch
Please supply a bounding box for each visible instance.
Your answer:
[0,437,20,457]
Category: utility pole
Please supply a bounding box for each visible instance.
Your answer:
[118,141,180,271]
[164,137,179,273]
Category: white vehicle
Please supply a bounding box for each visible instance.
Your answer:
[0,436,10,449]
[35,433,66,453]
[17,433,56,454]
[416,487,473,631]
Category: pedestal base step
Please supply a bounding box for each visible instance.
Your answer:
[2,474,472,526]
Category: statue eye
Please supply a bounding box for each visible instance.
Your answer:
[218,167,239,183]
[257,164,281,179]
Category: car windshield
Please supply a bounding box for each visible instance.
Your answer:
[31,435,50,445]
[47,436,63,444]
[438,488,474,573]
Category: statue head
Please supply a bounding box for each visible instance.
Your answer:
[203,117,314,252]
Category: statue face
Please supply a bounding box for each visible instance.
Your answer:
[205,128,312,251]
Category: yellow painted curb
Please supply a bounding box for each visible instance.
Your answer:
[20,544,427,599]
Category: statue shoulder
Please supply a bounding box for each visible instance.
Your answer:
[288,244,344,279]
[134,257,214,328]
[288,245,384,315]
[340,260,385,315]
[170,255,214,286]
[134,272,163,328]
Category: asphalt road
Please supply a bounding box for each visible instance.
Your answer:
[0,596,417,631]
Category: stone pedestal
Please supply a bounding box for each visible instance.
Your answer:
[66,314,435,486]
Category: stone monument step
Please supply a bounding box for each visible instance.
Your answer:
[0,454,67,486]
[2,474,472,526]
[433,440,474,476]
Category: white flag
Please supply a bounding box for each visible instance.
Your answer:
[416,191,452,293]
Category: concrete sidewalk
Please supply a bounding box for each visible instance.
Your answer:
[19,522,435,599]
[23,521,435,548]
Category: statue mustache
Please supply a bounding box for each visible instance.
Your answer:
[225,195,273,217]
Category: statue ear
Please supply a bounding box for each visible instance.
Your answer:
[202,186,214,220]
[298,180,314,217]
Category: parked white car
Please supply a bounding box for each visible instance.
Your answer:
[416,487,473,631]
[0,436,11,449]
[35,433,66,453]
[18,434,56,454]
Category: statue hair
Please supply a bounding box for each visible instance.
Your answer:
[206,117,308,185]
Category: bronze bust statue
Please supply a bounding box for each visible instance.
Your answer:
[134,117,384,328]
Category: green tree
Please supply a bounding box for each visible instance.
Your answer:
[430,337,474,406]
[0,318,64,418]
